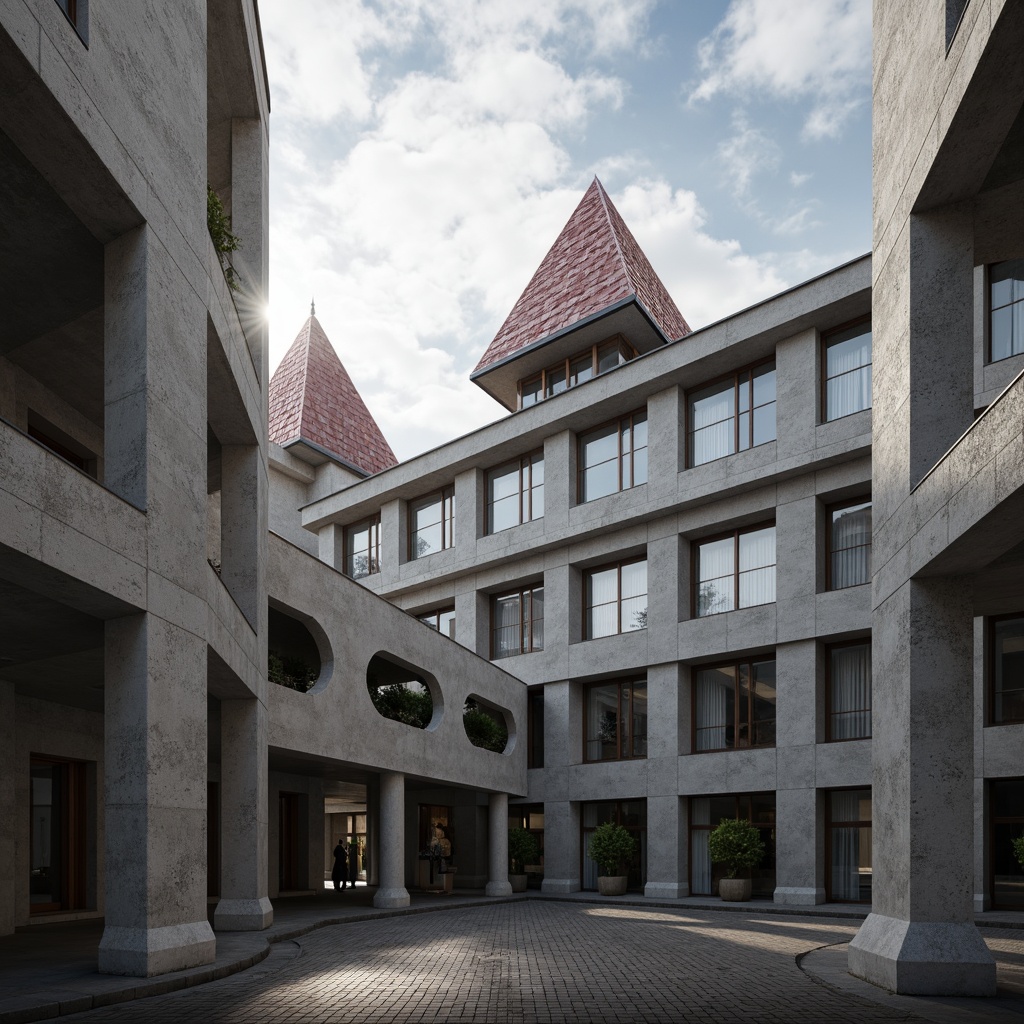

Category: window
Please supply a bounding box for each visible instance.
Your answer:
[584,559,647,639]
[990,779,1024,910]
[990,260,1024,363]
[828,500,872,589]
[827,641,872,740]
[694,525,776,616]
[581,800,646,891]
[508,805,545,886]
[693,658,776,752]
[487,452,544,533]
[54,0,88,43]
[418,607,455,639]
[344,514,381,579]
[519,337,636,409]
[527,690,545,769]
[30,757,88,913]
[584,679,647,762]
[578,411,647,502]
[410,487,454,559]
[690,793,775,898]
[688,362,776,467]
[823,320,872,421]
[491,584,543,659]
[827,789,872,903]
[990,615,1024,725]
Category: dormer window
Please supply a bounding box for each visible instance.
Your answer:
[518,336,637,409]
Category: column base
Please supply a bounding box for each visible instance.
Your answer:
[98,920,216,977]
[541,878,580,894]
[373,887,411,909]
[644,882,688,899]
[214,896,273,931]
[849,914,996,996]
[774,886,825,906]
[485,881,513,897]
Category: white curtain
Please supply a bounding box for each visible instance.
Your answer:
[691,799,712,894]
[831,644,871,739]
[690,384,735,465]
[492,595,521,658]
[738,527,775,608]
[698,537,735,615]
[620,561,648,632]
[695,668,730,751]
[827,331,872,419]
[587,567,618,638]
[830,790,867,900]
[831,504,872,588]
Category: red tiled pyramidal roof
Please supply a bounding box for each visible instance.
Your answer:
[473,177,691,374]
[269,314,398,476]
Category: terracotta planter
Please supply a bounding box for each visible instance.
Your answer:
[719,877,752,902]
[509,874,528,893]
[597,875,628,896]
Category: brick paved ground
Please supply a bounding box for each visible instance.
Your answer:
[62,903,1024,1024]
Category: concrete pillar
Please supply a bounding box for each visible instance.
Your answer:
[318,523,344,571]
[645,664,686,898]
[542,431,572,534]
[849,579,995,995]
[220,444,260,627]
[373,771,410,908]
[645,796,687,899]
[646,386,682,500]
[455,467,482,550]
[0,682,14,936]
[773,789,823,905]
[99,613,215,976]
[540,801,581,894]
[214,698,272,931]
[485,792,513,896]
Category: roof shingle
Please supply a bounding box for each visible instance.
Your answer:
[269,315,397,476]
[473,178,690,374]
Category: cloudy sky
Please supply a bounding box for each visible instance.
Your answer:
[260,0,872,461]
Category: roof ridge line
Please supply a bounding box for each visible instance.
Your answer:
[297,316,312,439]
[594,178,634,295]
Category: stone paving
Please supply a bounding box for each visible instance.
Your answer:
[47,902,1024,1024]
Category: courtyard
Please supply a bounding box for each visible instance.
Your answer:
[5,898,1024,1024]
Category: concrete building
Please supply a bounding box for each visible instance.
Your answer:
[0,0,525,979]
[1,0,1023,1001]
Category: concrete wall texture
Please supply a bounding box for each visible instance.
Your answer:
[0,0,1022,998]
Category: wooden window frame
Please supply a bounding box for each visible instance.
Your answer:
[685,358,776,468]
[583,678,648,762]
[825,497,872,591]
[821,317,872,423]
[580,798,647,892]
[417,606,456,639]
[517,336,637,409]
[825,639,873,742]
[691,657,777,753]
[485,451,544,534]
[344,513,381,579]
[490,583,544,660]
[576,409,648,504]
[688,792,776,898]
[692,522,776,618]
[582,557,648,639]
[409,486,455,560]
[824,786,872,904]
[988,613,1024,726]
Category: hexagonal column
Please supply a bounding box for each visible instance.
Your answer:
[485,792,512,896]
[373,770,410,909]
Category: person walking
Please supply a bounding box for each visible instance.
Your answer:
[331,839,349,890]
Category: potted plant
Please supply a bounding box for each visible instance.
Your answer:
[508,826,540,892]
[708,818,765,902]
[588,821,637,896]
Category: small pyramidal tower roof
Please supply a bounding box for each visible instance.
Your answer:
[269,308,397,476]
[472,178,691,379]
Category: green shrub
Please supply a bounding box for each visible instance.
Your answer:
[707,818,765,879]
[463,700,508,752]
[508,826,540,874]
[267,651,317,692]
[369,682,433,727]
[1013,833,1024,871]
[207,184,240,290]
[587,821,637,876]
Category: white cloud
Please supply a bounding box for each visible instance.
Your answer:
[716,113,781,201]
[789,170,812,187]
[690,0,871,140]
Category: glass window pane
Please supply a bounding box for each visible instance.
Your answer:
[752,404,776,446]
[439,610,456,638]
[531,481,544,519]
[631,684,647,756]
[620,561,647,600]
[739,527,775,571]
[489,493,519,534]
[546,365,567,397]
[632,445,648,486]
[992,305,1013,362]
[489,464,519,502]
[752,366,776,405]
[581,427,618,468]
[588,604,618,640]
[571,355,594,386]
[413,521,442,558]
[521,378,542,407]
[586,685,620,760]
[582,460,618,502]
[698,537,734,582]
[597,343,621,374]
[994,617,1024,724]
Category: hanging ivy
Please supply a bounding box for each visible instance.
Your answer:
[207,184,240,290]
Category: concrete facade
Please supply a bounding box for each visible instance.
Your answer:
[0,0,525,979]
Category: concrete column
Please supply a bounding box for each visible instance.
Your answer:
[645,664,686,898]
[646,386,682,499]
[318,523,344,571]
[220,444,260,627]
[540,800,581,893]
[99,613,215,976]
[647,532,684,664]
[373,771,410,908]
[542,431,572,534]
[0,682,14,936]
[214,698,272,931]
[485,792,513,896]
[773,789,823,905]
[849,579,995,995]
[379,499,401,587]
[455,467,482,550]
[645,796,687,899]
